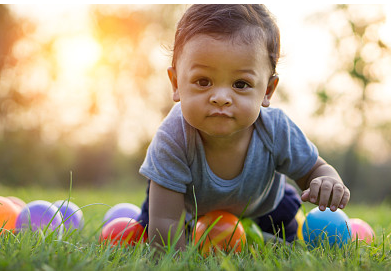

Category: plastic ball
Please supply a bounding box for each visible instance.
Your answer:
[241,218,263,247]
[103,203,141,226]
[303,207,351,247]
[0,196,21,234]
[99,217,147,247]
[54,200,84,230]
[193,210,246,255]
[15,200,63,232]
[6,196,26,209]
[295,209,305,241]
[350,218,375,244]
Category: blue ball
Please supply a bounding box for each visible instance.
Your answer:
[303,207,351,247]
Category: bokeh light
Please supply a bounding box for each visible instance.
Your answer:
[1,4,390,199]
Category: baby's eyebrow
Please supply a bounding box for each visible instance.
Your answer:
[190,63,212,70]
[189,63,257,78]
[235,69,257,76]
[190,64,256,75]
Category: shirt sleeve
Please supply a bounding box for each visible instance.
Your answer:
[139,105,192,193]
[271,109,319,180]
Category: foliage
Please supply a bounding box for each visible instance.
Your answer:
[0,130,146,189]
[310,5,391,161]
[0,5,183,152]
[0,5,21,70]
[0,4,186,189]
[0,4,391,202]
[301,4,391,205]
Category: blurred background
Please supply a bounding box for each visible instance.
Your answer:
[0,4,390,204]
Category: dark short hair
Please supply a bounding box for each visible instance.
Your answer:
[172,4,280,75]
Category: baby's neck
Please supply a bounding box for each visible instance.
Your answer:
[200,125,254,151]
[200,125,254,180]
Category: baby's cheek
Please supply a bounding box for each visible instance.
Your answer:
[241,105,261,125]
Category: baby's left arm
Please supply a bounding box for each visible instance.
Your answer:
[296,156,350,212]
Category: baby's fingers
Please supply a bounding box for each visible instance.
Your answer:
[329,183,345,211]
[318,180,333,211]
[339,186,350,209]
[308,178,322,205]
[301,189,310,202]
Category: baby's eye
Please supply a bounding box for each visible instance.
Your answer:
[196,78,212,87]
[233,80,250,89]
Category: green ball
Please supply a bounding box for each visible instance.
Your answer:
[241,218,264,247]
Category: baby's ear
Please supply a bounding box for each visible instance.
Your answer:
[167,67,180,102]
[262,75,279,107]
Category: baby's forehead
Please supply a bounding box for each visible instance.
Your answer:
[191,25,266,47]
[178,33,272,72]
[184,31,269,57]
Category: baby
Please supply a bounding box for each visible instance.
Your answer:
[138,4,350,250]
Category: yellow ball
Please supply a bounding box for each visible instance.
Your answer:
[295,209,305,240]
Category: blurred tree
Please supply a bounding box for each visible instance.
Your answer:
[0,5,70,188]
[309,5,391,201]
[0,129,74,188]
[1,5,22,130]
[0,5,184,188]
[89,4,184,155]
[0,5,20,69]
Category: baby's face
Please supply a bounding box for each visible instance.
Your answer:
[170,34,274,139]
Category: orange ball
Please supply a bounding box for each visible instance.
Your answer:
[0,196,21,234]
[193,210,246,255]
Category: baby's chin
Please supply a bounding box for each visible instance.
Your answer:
[198,125,254,140]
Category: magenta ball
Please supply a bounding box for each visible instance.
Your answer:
[15,200,62,232]
[103,203,141,226]
[54,200,84,230]
[350,218,375,243]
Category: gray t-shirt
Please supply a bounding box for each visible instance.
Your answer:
[139,103,318,218]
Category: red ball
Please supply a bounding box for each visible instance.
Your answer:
[193,210,246,255]
[99,217,147,247]
[350,218,375,244]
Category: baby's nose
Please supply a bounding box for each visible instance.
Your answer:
[209,88,232,106]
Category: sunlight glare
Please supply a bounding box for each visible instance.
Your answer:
[54,35,101,78]
[379,4,391,47]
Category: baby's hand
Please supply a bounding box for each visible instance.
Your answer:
[301,176,350,212]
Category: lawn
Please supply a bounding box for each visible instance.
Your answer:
[0,184,390,270]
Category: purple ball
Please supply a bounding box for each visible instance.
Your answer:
[15,200,63,232]
[54,200,84,230]
[103,203,141,226]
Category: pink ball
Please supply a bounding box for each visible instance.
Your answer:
[6,196,26,209]
[350,218,375,244]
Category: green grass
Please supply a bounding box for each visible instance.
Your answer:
[1,184,391,270]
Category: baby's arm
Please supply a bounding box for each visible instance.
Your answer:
[296,156,350,212]
[149,180,186,251]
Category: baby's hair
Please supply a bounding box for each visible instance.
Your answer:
[172,4,280,75]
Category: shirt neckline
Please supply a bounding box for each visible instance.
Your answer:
[196,128,256,188]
